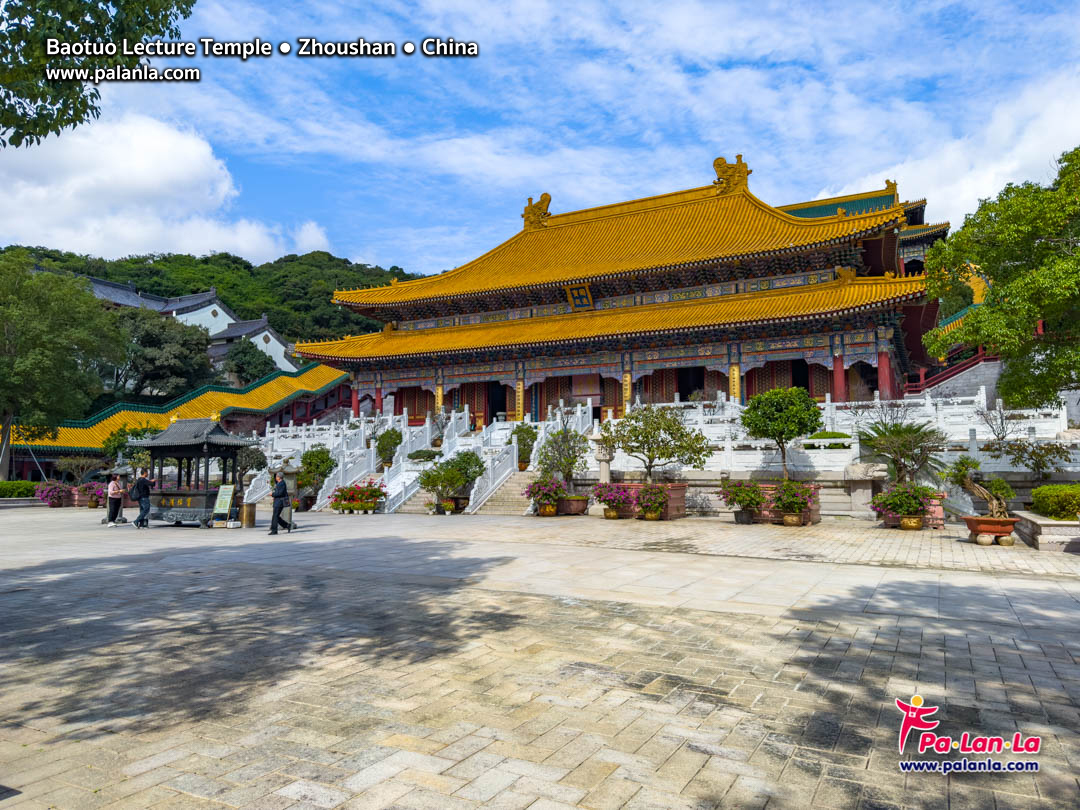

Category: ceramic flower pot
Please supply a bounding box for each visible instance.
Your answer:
[900,515,924,531]
[518,462,528,471]
[643,510,661,521]
[962,516,1018,537]
[87,499,99,509]
[557,497,589,515]
[782,513,803,527]
[603,507,619,520]
[537,503,557,517]
[882,514,901,528]
[733,509,754,525]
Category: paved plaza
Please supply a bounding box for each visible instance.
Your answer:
[2,508,1080,809]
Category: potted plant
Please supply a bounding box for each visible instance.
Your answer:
[523,475,567,516]
[424,500,436,515]
[418,463,466,514]
[740,388,823,479]
[377,428,403,468]
[635,484,668,521]
[440,499,456,515]
[717,480,766,524]
[78,481,105,508]
[771,480,816,526]
[354,478,387,513]
[510,423,538,471]
[34,481,69,508]
[870,482,936,530]
[591,483,634,519]
[944,456,1018,544]
[557,493,589,515]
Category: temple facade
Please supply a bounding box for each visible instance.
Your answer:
[295,157,946,425]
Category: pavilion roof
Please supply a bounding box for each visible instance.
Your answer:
[332,183,905,310]
[778,184,900,219]
[129,419,257,449]
[899,222,950,241]
[299,275,926,363]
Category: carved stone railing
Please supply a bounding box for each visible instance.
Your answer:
[465,437,518,514]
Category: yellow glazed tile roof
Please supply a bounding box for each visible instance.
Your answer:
[335,187,906,307]
[299,276,927,363]
[17,364,346,452]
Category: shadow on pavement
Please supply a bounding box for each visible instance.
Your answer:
[0,536,517,737]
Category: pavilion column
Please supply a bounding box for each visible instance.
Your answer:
[832,355,847,403]
[877,351,894,399]
[435,384,444,412]
[375,387,383,414]
[621,372,632,417]
[350,383,360,417]
[514,378,525,422]
[728,363,741,404]
[204,456,210,489]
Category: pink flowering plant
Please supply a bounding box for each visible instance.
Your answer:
[591,483,634,509]
[34,482,69,506]
[523,475,567,505]
[635,484,668,514]
[77,481,105,500]
[716,480,765,511]
[771,480,817,515]
[870,482,936,519]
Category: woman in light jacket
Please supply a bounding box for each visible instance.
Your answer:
[106,474,123,526]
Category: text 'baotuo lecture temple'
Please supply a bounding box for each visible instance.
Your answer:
[295,156,948,425]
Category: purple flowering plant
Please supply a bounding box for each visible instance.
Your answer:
[77,481,105,500]
[770,480,817,515]
[591,483,634,508]
[716,480,766,511]
[635,484,668,513]
[34,482,69,506]
[523,475,568,505]
[870,482,937,518]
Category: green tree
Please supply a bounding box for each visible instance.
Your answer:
[101,423,159,470]
[740,388,823,480]
[297,444,335,493]
[858,421,946,483]
[1,0,196,147]
[54,454,106,483]
[111,307,217,397]
[235,446,267,489]
[377,428,402,466]
[598,404,709,482]
[924,145,1080,407]
[224,339,278,385]
[536,409,591,483]
[0,250,121,479]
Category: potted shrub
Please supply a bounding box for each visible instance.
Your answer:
[377,428,403,468]
[944,456,1017,543]
[591,483,634,519]
[771,480,816,526]
[510,423,538,471]
[34,482,69,508]
[354,478,387,513]
[407,449,441,463]
[523,475,567,516]
[635,483,668,521]
[870,482,936,530]
[740,388,823,479]
[418,463,466,514]
[717,480,765,524]
[440,499,456,515]
[78,481,105,508]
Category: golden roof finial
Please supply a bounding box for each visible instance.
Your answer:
[210,411,221,422]
[170,413,179,423]
[836,207,847,217]
[713,154,751,195]
[522,193,552,230]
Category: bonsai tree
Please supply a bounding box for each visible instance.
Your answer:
[235,446,268,490]
[536,412,590,483]
[418,463,466,506]
[509,423,538,466]
[740,388,823,479]
[858,420,946,483]
[446,451,485,493]
[984,438,1070,480]
[944,456,1014,518]
[598,404,709,482]
[377,427,403,467]
[298,444,336,494]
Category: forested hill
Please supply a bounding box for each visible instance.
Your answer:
[1,246,419,341]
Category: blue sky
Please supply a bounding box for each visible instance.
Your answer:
[3,0,1080,273]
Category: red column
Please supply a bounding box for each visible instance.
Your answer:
[877,351,894,399]
[832,356,847,402]
[351,386,359,417]
[374,387,383,414]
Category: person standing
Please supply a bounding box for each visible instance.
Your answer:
[269,472,291,535]
[129,469,155,529]
[106,474,123,526]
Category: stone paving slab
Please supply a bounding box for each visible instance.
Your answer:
[1,509,1080,808]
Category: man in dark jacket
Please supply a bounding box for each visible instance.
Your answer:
[130,469,155,529]
[269,472,292,535]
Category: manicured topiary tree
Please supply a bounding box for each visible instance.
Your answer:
[376,428,402,466]
[740,388,823,480]
[598,404,709,482]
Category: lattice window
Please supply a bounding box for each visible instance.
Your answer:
[809,363,831,401]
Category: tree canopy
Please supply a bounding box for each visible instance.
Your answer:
[0,249,121,479]
[224,339,278,386]
[1,0,196,147]
[924,145,1080,407]
[740,387,823,480]
[598,404,709,482]
[3,247,417,341]
[111,307,217,397]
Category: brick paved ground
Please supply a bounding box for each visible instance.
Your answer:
[1,508,1079,809]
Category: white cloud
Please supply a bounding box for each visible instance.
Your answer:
[0,113,329,263]
[821,69,1080,227]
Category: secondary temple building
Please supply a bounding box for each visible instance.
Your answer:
[295,157,947,425]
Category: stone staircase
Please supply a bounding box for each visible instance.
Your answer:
[397,487,431,514]
[475,470,536,516]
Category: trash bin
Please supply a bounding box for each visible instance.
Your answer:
[240,502,256,528]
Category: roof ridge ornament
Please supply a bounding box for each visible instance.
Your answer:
[713,154,751,195]
[522,193,552,230]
